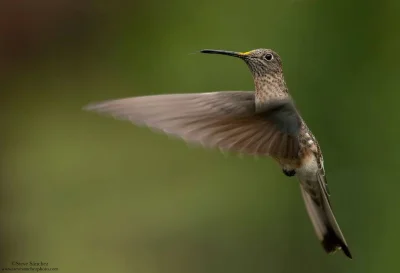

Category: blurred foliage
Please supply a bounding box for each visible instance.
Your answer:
[1,0,400,272]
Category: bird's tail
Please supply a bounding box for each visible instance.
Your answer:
[299,182,352,259]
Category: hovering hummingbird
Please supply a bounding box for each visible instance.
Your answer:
[84,48,352,259]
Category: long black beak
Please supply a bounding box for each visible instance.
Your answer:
[200,49,245,58]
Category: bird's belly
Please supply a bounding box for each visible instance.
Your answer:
[295,152,319,181]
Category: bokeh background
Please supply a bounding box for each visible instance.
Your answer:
[1,0,399,272]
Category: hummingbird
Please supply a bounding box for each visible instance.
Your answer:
[84,48,352,259]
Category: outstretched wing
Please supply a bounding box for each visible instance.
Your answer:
[84,91,302,159]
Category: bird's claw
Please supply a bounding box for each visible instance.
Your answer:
[283,169,296,177]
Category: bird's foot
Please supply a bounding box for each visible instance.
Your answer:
[283,169,296,177]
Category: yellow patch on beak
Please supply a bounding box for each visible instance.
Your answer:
[239,51,252,56]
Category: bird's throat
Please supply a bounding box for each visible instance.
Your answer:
[254,74,289,106]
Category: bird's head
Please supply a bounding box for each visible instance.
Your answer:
[200,48,283,77]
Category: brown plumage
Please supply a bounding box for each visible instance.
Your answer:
[84,48,352,259]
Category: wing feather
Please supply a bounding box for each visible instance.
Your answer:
[84,91,302,159]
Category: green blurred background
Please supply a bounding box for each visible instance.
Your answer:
[1,0,399,272]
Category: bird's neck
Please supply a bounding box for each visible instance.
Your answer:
[253,73,289,106]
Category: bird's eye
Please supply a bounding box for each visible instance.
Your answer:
[264,53,273,61]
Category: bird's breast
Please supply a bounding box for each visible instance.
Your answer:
[296,149,320,181]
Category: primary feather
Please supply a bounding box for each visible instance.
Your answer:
[84,91,302,159]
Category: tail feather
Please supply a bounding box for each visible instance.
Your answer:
[300,183,352,259]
